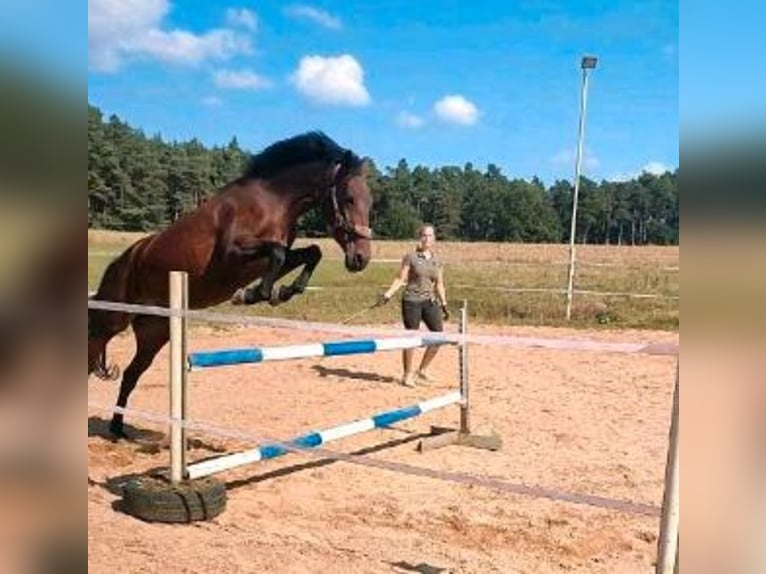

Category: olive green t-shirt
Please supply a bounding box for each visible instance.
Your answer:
[402,250,442,302]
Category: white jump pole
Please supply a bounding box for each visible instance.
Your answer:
[656,363,679,574]
[169,271,189,484]
[459,300,470,434]
[418,299,501,453]
[187,391,463,479]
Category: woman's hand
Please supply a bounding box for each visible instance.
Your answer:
[376,293,391,307]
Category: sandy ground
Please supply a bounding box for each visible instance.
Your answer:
[88,322,677,573]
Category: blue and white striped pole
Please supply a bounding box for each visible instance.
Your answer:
[186,391,462,479]
[188,336,453,370]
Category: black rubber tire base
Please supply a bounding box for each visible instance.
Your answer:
[120,476,227,523]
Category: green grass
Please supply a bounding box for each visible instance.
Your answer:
[88,236,679,331]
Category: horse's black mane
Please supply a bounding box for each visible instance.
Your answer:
[242,131,359,179]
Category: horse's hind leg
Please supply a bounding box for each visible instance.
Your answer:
[110,315,169,439]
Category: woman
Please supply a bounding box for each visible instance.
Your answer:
[379,224,449,387]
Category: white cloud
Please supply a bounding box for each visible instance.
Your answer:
[89,0,252,72]
[396,111,425,129]
[284,5,342,30]
[89,0,166,71]
[433,95,479,126]
[551,147,600,171]
[291,54,370,106]
[611,161,673,182]
[642,161,671,175]
[214,69,272,90]
[202,96,223,107]
[226,7,257,31]
[124,28,250,65]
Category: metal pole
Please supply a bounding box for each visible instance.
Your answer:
[656,363,680,574]
[565,66,592,321]
[169,271,188,484]
[459,300,470,434]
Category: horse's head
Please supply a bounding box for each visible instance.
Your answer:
[326,152,373,272]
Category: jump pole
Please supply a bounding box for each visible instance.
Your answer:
[188,336,453,369]
[180,295,499,480]
[656,363,680,574]
[187,391,462,480]
[418,300,503,452]
[169,271,189,484]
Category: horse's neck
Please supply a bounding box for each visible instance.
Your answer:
[269,163,330,218]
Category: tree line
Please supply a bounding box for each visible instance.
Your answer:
[88,104,678,245]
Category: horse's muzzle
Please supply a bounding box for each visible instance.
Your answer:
[345,250,369,272]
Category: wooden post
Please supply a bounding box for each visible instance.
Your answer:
[459,300,470,434]
[656,363,680,574]
[169,271,188,484]
[418,299,502,453]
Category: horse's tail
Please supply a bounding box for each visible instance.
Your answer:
[88,239,149,381]
[88,303,121,381]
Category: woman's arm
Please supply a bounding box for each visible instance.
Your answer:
[435,268,447,307]
[382,257,410,301]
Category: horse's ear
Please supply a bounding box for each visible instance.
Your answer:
[360,158,371,177]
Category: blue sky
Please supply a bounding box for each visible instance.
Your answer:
[87,0,678,184]
[681,0,766,140]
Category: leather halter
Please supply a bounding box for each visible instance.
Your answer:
[327,170,373,240]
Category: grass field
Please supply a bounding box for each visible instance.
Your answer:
[88,229,679,330]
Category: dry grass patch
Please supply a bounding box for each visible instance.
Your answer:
[88,231,679,330]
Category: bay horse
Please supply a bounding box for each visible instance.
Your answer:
[88,132,373,438]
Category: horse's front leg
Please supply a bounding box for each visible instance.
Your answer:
[271,244,323,304]
[231,243,286,305]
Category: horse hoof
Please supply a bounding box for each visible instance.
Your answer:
[231,288,246,306]
[109,422,128,440]
[268,286,281,306]
[276,285,295,304]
